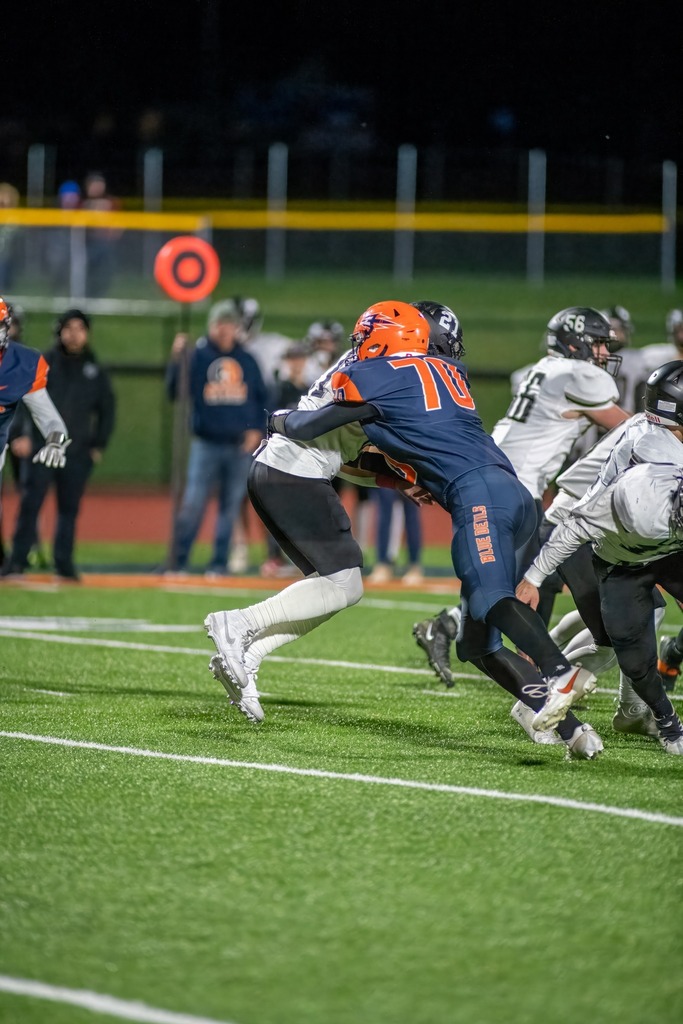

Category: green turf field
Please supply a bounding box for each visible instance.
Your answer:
[1,583,682,1024]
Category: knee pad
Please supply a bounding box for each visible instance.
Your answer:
[326,566,364,608]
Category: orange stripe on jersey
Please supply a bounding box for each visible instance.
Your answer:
[331,370,364,403]
[28,354,49,394]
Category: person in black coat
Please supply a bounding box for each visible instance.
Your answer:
[2,309,116,580]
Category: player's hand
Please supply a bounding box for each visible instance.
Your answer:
[515,578,540,610]
[267,409,291,437]
[10,435,32,459]
[33,432,71,469]
[171,333,190,359]
[401,484,434,506]
[90,448,103,464]
[241,429,262,454]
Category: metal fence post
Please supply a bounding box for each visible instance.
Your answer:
[266,142,288,280]
[394,144,417,282]
[143,147,164,276]
[526,149,546,285]
[661,160,677,292]
[26,143,47,278]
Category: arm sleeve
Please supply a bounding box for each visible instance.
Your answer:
[524,515,599,586]
[22,388,68,441]
[281,401,380,441]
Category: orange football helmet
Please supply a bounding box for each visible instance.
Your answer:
[351,301,429,361]
[0,298,12,349]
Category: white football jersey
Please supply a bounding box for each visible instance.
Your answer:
[613,348,650,413]
[492,355,620,499]
[243,331,296,387]
[526,462,683,584]
[255,351,367,480]
[638,343,680,378]
[546,413,683,524]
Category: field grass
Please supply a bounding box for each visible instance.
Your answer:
[1,582,682,1024]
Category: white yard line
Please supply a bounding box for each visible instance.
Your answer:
[3,627,683,697]
[2,731,681,828]
[0,627,481,679]
[0,975,235,1024]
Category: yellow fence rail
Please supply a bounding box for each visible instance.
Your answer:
[0,208,668,234]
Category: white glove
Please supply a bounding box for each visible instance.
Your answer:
[33,431,71,469]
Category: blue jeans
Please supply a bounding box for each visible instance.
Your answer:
[374,488,422,565]
[172,437,252,571]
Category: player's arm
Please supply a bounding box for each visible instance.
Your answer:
[562,367,629,429]
[269,400,379,442]
[516,513,598,609]
[22,385,67,442]
[582,404,630,430]
[338,449,434,505]
[22,363,71,468]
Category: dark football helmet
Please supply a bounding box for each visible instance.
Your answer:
[412,301,465,360]
[546,306,620,375]
[351,301,430,361]
[644,360,683,427]
[0,297,13,350]
[600,304,634,352]
[306,320,345,348]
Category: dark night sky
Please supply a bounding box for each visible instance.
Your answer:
[4,1,682,163]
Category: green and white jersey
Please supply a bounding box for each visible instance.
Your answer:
[255,352,367,480]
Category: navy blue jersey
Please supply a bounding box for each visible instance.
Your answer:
[0,342,48,450]
[331,355,515,509]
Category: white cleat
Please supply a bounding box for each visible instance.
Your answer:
[564,723,604,760]
[659,734,683,755]
[209,655,264,723]
[204,610,250,689]
[612,703,660,738]
[532,666,597,732]
[510,700,562,745]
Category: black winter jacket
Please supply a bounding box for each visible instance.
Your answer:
[25,342,116,456]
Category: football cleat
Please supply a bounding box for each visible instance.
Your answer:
[412,607,460,687]
[510,700,562,745]
[209,655,264,723]
[612,702,659,738]
[657,635,682,692]
[659,734,683,755]
[204,610,251,689]
[532,665,597,731]
[564,723,604,760]
[654,710,683,754]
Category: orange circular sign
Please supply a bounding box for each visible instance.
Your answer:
[154,236,220,302]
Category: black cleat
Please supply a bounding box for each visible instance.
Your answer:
[412,608,459,687]
[658,635,683,693]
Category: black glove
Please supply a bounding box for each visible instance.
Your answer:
[267,409,291,438]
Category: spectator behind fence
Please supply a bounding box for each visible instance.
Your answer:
[0,183,20,292]
[81,172,122,298]
[47,181,82,295]
[2,309,115,581]
[165,299,267,578]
